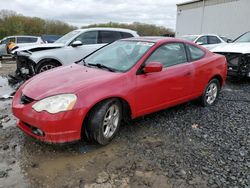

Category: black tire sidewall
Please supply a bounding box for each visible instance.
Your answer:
[201,79,220,107]
[86,99,122,145]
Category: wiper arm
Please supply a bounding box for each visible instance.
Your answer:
[87,63,117,72]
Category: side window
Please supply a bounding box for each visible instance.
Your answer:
[146,43,187,67]
[196,36,208,45]
[187,44,205,61]
[17,37,38,43]
[120,32,133,39]
[73,31,98,45]
[99,31,121,44]
[208,36,221,44]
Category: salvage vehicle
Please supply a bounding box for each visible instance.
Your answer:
[212,31,250,78]
[0,36,44,58]
[12,28,139,78]
[179,34,229,50]
[12,37,227,145]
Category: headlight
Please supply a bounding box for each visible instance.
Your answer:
[32,94,77,114]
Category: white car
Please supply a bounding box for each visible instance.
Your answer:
[13,28,139,77]
[0,36,44,58]
[212,31,250,78]
[179,34,229,50]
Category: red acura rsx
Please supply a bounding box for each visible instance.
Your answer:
[12,37,227,145]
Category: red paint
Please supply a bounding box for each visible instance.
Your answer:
[143,62,163,73]
[12,38,227,143]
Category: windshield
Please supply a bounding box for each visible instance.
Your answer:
[84,40,154,72]
[179,36,198,42]
[55,30,81,44]
[234,32,250,43]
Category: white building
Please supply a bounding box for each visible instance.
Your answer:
[176,0,250,39]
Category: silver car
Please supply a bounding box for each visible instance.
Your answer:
[0,36,44,58]
[13,28,139,77]
[178,34,230,50]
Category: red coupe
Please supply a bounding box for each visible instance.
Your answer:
[12,37,227,145]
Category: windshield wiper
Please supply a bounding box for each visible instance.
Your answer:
[87,63,117,72]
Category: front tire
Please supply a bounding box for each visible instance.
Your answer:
[36,61,60,73]
[201,79,220,107]
[85,99,122,145]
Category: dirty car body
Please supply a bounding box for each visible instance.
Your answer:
[12,37,227,144]
[212,31,250,78]
[12,28,139,79]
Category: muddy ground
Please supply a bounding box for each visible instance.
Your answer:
[0,62,249,188]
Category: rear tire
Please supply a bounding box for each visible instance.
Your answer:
[84,99,122,145]
[201,79,220,107]
[36,61,60,73]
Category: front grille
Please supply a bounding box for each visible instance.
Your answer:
[20,94,34,104]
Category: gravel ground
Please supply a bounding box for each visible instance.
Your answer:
[0,62,249,188]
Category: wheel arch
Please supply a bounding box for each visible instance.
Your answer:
[35,58,62,73]
[209,74,223,87]
[81,96,132,137]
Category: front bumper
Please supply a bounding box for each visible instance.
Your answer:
[216,53,250,78]
[15,55,37,78]
[12,91,87,144]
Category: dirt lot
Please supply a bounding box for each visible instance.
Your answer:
[0,62,249,188]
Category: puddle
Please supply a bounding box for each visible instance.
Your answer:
[79,144,102,153]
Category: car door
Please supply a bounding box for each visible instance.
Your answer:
[0,37,15,55]
[0,38,8,56]
[62,31,105,64]
[135,42,195,116]
[205,36,222,50]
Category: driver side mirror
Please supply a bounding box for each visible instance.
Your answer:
[71,41,83,47]
[143,62,163,73]
[227,39,233,43]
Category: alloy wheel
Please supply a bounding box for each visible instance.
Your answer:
[205,83,218,105]
[103,104,120,138]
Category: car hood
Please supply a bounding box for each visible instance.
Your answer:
[22,64,122,100]
[12,43,65,53]
[212,42,250,54]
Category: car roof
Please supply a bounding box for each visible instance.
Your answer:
[123,36,183,43]
[75,27,138,34]
[2,35,40,39]
[181,34,220,37]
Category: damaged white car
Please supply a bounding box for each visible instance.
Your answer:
[12,28,139,78]
[212,31,250,78]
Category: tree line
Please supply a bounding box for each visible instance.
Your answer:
[83,22,174,36]
[0,10,76,39]
[0,10,175,39]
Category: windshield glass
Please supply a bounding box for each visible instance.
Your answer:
[55,30,81,44]
[179,36,198,42]
[234,32,250,43]
[84,40,154,72]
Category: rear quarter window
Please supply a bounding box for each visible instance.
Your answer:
[187,44,205,61]
[99,31,121,43]
[17,37,38,43]
[120,32,133,39]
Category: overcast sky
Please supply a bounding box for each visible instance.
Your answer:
[0,0,187,30]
